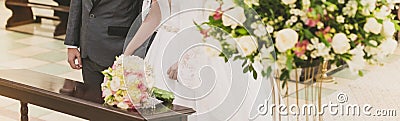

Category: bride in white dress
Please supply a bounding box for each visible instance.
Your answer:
[123,0,282,120]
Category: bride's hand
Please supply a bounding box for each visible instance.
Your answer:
[167,62,178,80]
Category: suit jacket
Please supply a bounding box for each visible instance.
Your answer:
[64,0,143,67]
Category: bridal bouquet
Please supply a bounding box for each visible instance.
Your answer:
[101,55,135,109]
[199,0,400,86]
[101,55,174,110]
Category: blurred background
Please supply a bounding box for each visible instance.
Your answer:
[0,0,85,120]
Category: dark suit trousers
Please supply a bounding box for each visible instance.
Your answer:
[81,58,108,103]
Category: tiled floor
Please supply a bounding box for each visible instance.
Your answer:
[0,30,86,121]
[0,0,85,120]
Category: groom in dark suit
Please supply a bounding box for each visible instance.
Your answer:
[64,0,143,102]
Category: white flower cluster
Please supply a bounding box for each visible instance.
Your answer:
[343,0,358,17]
[308,38,333,60]
[201,0,400,78]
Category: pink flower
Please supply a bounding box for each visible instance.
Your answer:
[315,26,333,43]
[137,82,147,92]
[308,8,313,12]
[323,26,331,33]
[112,64,116,70]
[306,19,318,27]
[327,38,332,43]
[135,72,144,79]
[200,29,210,37]
[213,6,223,20]
[305,9,321,27]
[294,40,309,57]
[123,98,136,110]
[140,93,148,103]
[123,97,135,109]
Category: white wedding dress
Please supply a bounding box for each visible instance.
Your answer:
[124,0,283,120]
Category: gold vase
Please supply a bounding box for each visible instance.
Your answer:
[273,60,328,121]
[316,60,334,83]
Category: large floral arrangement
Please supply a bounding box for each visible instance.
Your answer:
[199,0,400,86]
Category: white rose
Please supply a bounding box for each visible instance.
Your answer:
[360,0,376,15]
[222,7,246,28]
[282,0,297,5]
[381,20,396,37]
[236,36,258,56]
[364,18,382,34]
[375,6,391,19]
[331,33,351,54]
[275,29,299,52]
[379,38,398,55]
[102,88,112,97]
[110,77,121,91]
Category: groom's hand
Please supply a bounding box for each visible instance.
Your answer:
[67,48,82,70]
[167,62,178,80]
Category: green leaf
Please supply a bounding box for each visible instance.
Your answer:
[235,27,249,35]
[279,69,290,81]
[253,71,258,79]
[262,70,266,77]
[286,51,293,70]
[242,59,248,67]
[358,70,364,76]
[281,80,287,89]
[265,66,272,78]
[152,87,175,103]
[249,64,254,72]
[394,22,400,31]
[234,55,241,61]
[303,29,314,39]
[193,21,202,30]
[320,37,331,47]
[243,65,249,73]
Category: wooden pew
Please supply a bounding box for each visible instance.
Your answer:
[0,69,195,121]
[5,0,70,36]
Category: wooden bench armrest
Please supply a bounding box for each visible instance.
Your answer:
[6,1,69,12]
